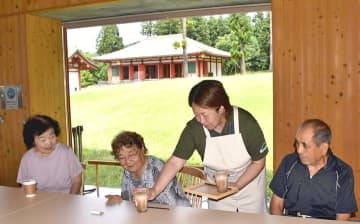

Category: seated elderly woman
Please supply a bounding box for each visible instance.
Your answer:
[17,115,83,194]
[105,131,190,207]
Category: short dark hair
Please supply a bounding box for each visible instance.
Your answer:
[188,80,232,120]
[300,119,332,146]
[23,115,61,149]
[111,131,148,160]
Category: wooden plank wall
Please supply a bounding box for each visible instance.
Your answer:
[0,0,118,186]
[25,15,68,144]
[0,14,29,186]
[272,0,360,213]
[0,5,71,185]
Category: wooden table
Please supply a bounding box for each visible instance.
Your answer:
[0,186,62,218]
[0,186,353,224]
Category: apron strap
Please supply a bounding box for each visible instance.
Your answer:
[203,106,238,137]
[203,126,211,137]
[233,107,239,134]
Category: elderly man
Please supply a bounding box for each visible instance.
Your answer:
[269,119,357,221]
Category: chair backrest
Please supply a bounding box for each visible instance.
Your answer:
[177,166,206,208]
[71,125,96,195]
[72,125,84,162]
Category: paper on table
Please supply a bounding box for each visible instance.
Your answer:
[90,210,104,215]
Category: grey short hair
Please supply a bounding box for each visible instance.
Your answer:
[300,119,331,146]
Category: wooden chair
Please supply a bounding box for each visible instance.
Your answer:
[177,166,206,208]
[72,125,96,195]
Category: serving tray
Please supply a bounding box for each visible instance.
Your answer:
[184,182,238,200]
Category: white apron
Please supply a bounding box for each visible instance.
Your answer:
[203,107,266,213]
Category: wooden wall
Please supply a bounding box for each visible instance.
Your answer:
[0,3,75,185]
[25,15,67,140]
[0,0,118,186]
[0,14,29,186]
[272,0,360,213]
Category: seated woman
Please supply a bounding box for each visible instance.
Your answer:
[105,131,190,207]
[17,115,83,194]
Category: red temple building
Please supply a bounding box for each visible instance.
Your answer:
[94,34,231,82]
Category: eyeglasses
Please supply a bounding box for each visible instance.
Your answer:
[118,150,139,163]
[36,134,56,143]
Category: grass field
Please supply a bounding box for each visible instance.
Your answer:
[70,72,273,193]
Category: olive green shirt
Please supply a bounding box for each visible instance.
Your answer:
[173,107,268,161]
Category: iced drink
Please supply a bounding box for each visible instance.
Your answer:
[214,171,228,193]
[133,188,148,212]
[23,180,37,197]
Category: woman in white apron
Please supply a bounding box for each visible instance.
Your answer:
[203,106,266,213]
[149,80,268,213]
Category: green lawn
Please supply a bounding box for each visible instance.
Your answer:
[71,72,273,193]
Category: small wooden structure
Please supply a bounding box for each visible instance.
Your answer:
[68,49,98,92]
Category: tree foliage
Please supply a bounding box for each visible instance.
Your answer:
[138,12,270,75]
[186,17,211,45]
[141,21,155,37]
[96,25,124,55]
[78,51,108,87]
[216,35,238,74]
[153,19,182,35]
[207,16,230,47]
[228,13,254,74]
[252,12,271,70]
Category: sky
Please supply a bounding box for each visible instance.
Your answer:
[66,12,260,54]
[67,22,144,54]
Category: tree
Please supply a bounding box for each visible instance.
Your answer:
[216,35,238,74]
[186,17,210,45]
[243,36,261,71]
[153,18,182,35]
[141,21,155,37]
[80,70,95,87]
[228,13,253,74]
[96,25,124,55]
[78,51,108,87]
[252,12,271,70]
[208,16,230,47]
[94,63,109,81]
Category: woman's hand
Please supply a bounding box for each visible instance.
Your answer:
[147,188,157,200]
[147,156,186,201]
[105,194,123,203]
[228,181,240,190]
[69,173,82,194]
[232,158,266,191]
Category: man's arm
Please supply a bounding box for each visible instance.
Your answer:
[336,213,351,221]
[69,173,82,194]
[334,165,357,220]
[148,156,186,200]
[270,194,285,215]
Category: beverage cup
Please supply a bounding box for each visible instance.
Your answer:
[214,171,228,193]
[133,188,148,212]
[22,180,37,197]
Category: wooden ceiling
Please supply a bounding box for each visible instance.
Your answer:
[35,0,271,28]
